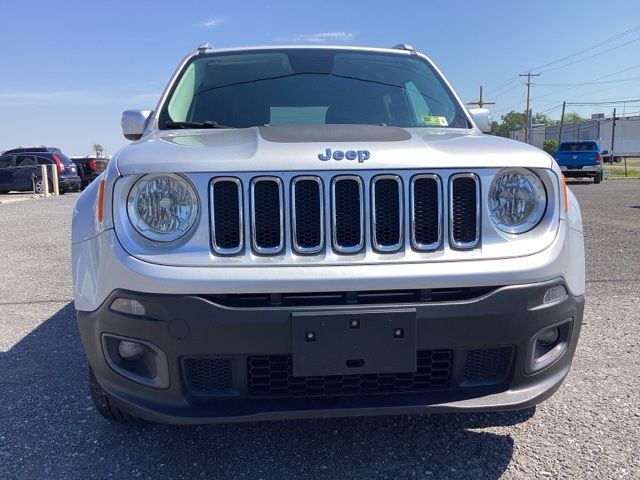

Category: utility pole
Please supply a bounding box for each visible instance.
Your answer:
[467,86,495,109]
[610,108,617,162]
[520,72,540,144]
[557,101,566,144]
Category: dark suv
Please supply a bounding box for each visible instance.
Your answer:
[0,147,81,194]
[70,156,109,188]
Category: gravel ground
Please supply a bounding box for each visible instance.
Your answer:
[0,181,638,479]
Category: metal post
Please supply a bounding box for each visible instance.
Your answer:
[40,165,49,198]
[610,108,617,168]
[519,72,540,144]
[558,101,566,144]
[51,164,59,195]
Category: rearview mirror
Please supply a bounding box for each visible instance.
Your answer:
[468,108,492,134]
[121,109,152,141]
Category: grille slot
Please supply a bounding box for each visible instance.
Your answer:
[463,347,513,386]
[184,358,233,393]
[411,175,441,250]
[450,174,480,249]
[332,176,364,253]
[291,176,324,254]
[251,177,284,254]
[247,350,453,396]
[210,178,243,254]
[371,175,403,252]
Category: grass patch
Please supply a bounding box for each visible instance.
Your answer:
[605,157,640,178]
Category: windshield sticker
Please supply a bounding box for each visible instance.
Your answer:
[421,115,448,127]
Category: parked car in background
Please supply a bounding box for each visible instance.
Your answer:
[0,147,81,194]
[71,156,109,188]
[554,141,603,184]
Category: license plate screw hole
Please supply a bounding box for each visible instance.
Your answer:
[350,319,360,329]
[393,328,404,338]
[305,331,316,342]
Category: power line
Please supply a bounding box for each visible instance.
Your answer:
[533,76,640,86]
[531,24,640,71]
[531,64,640,101]
[485,24,640,95]
[537,36,640,74]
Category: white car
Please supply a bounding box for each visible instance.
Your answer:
[72,44,585,424]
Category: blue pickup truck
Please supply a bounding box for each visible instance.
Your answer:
[554,140,603,184]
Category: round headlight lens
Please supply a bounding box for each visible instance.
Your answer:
[127,173,199,242]
[488,168,546,234]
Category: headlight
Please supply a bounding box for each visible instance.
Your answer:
[488,168,546,234]
[127,173,199,242]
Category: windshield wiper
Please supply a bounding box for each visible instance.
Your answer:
[165,121,233,129]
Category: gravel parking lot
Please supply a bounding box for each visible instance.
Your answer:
[0,180,638,479]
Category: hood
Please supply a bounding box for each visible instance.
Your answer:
[116,124,553,175]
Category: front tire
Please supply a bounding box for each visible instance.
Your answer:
[89,367,140,423]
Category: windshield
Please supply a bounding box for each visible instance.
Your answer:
[159,49,469,129]
[559,142,597,152]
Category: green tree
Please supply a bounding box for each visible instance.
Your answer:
[490,111,527,137]
[562,112,583,124]
[542,139,558,154]
[93,143,104,158]
[532,113,556,126]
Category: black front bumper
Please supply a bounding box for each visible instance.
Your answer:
[77,278,584,424]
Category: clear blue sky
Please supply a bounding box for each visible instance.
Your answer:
[1,0,639,155]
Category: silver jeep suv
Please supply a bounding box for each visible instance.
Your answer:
[72,44,585,424]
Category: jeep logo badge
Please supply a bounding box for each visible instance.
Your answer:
[318,148,370,163]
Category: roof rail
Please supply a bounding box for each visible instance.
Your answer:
[392,43,416,53]
[196,42,212,54]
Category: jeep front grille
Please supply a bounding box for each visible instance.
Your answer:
[411,174,442,250]
[211,178,243,255]
[209,172,482,257]
[332,176,364,253]
[291,176,324,254]
[371,175,403,252]
[250,177,284,254]
[450,174,480,249]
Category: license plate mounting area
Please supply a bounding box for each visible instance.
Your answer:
[291,309,417,377]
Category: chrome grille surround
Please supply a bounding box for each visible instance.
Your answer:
[449,173,481,250]
[371,174,404,253]
[331,175,365,254]
[291,176,324,254]
[250,176,284,255]
[210,177,244,255]
[410,174,442,251]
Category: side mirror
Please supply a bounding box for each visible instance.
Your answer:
[121,109,152,141]
[468,108,492,134]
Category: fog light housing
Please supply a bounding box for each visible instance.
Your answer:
[527,319,573,374]
[117,340,145,361]
[110,298,146,317]
[101,334,169,389]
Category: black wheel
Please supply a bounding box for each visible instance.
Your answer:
[33,179,54,194]
[614,156,622,163]
[594,173,602,184]
[89,367,140,423]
